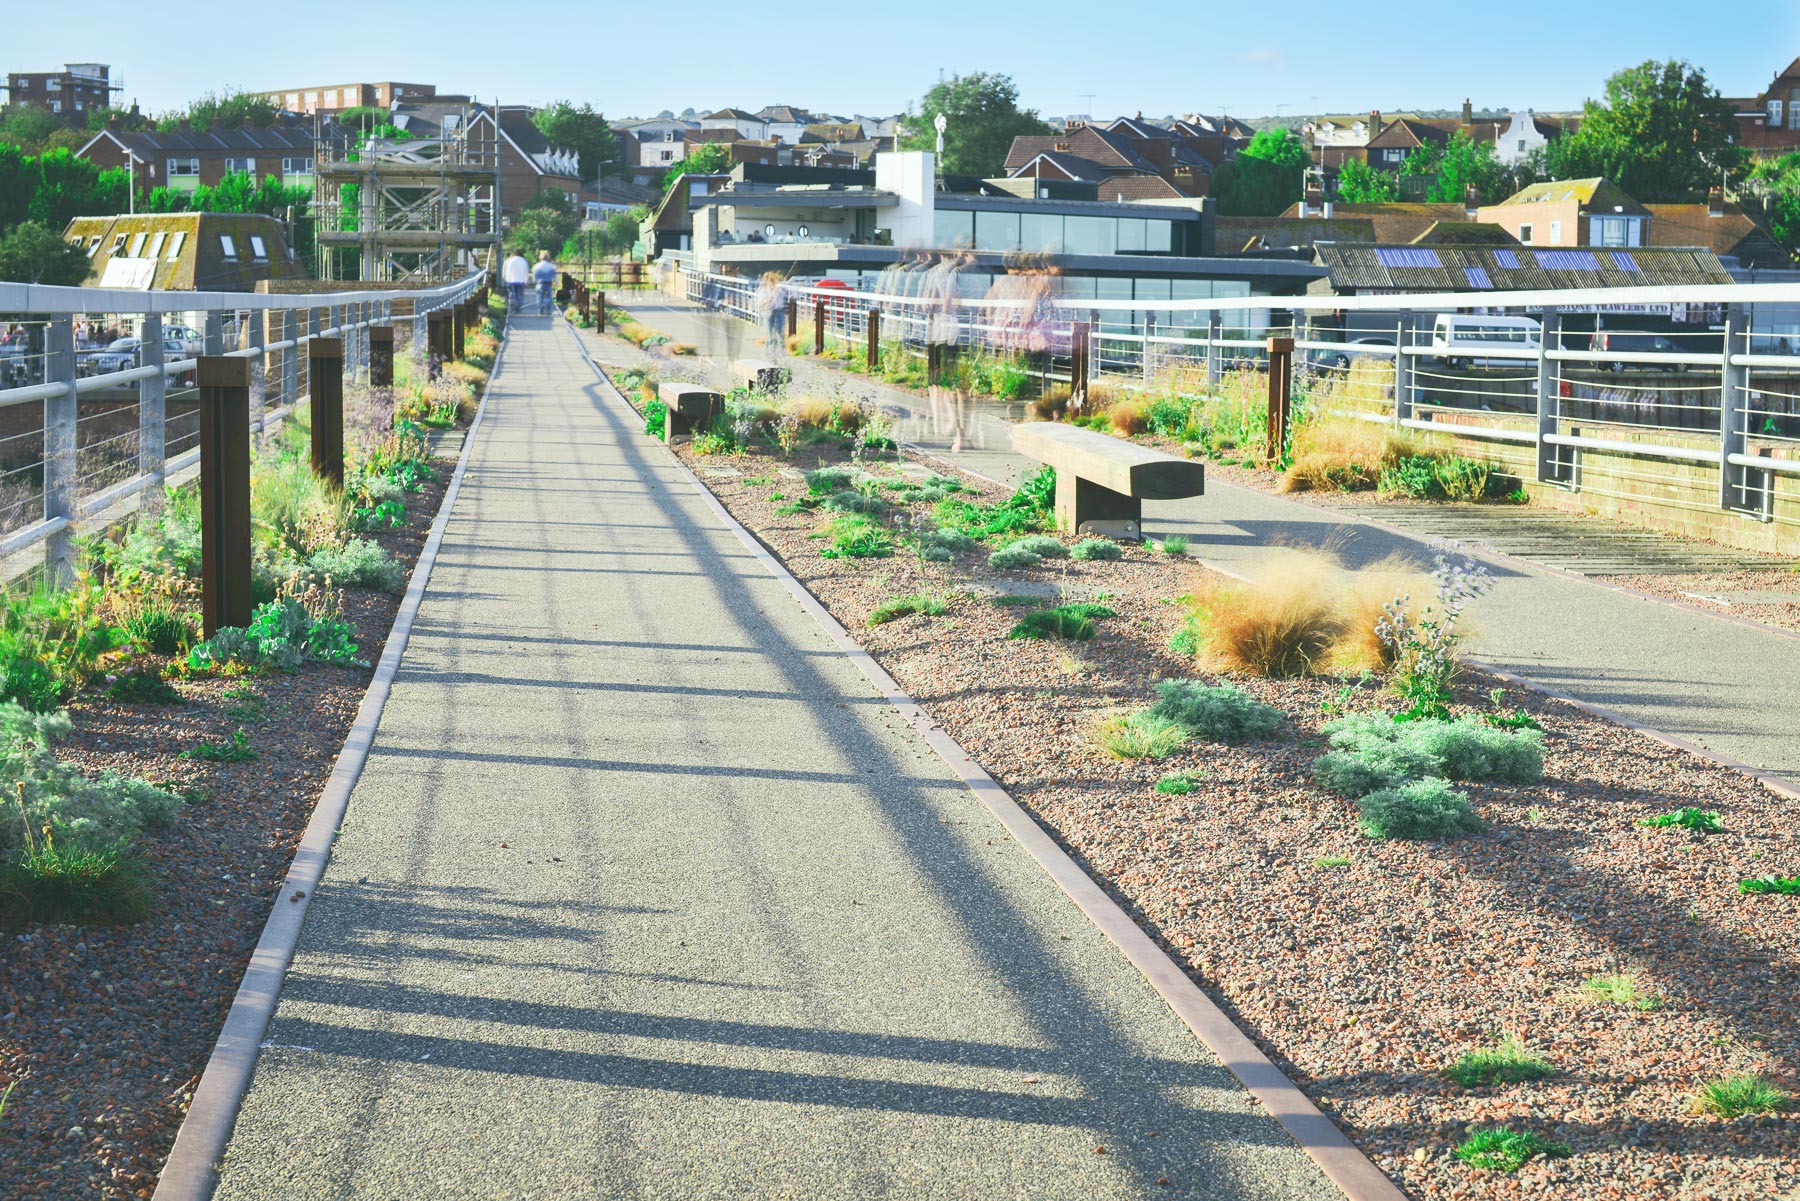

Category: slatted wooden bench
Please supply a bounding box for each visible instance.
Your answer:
[657,383,723,443]
[1011,422,1205,540]
[731,358,790,394]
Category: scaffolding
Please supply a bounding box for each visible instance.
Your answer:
[311,106,501,282]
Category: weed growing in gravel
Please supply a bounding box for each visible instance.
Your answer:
[1453,1128,1572,1172]
[183,730,259,763]
[989,544,1045,570]
[869,594,950,626]
[220,685,265,723]
[1154,535,1191,555]
[1009,603,1115,642]
[822,490,887,516]
[1357,777,1482,840]
[1154,771,1201,795]
[1377,555,1492,720]
[1069,538,1123,561]
[1312,854,1351,868]
[1739,875,1800,895]
[934,466,1054,541]
[987,594,1044,606]
[1146,680,1284,743]
[1575,973,1661,1011]
[125,603,196,655]
[1093,712,1187,760]
[1446,1037,1556,1087]
[188,595,365,674]
[0,831,151,927]
[820,515,894,560]
[1004,535,1069,560]
[1483,689,1543,731]
[1313,715,1543,797]
[1695,1073,1789,1118]
[1639,808,1723,834]
[102,666,183,706]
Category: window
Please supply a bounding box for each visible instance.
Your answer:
[225,157,255,175]
[1550,220,1563,244]
[1494,249,1520,269]
[1144,220,1173,253]
[85,236,100,257]
[50,101,61,113]
[286,93,299,108]
[1019,212,1062,253]
[1517,139,1527,152]
[974,210,1020,252]
[219,234,237,258]
[15,79,25,91]
[1062,214,1116,255]
[934,209,974,247]
[166,232,185,261]
[282,157,313,175]
[128,232,147,257]
[658,149,674,163]
[249,236,268,260]
[110,234,128,254]
[1382,148,1404,164]
[1375,247,1442,268]
[147,233,166,258]
[1791,88,1800,130]
[1518,224,1533,244]
[664,129,676,142]
[1464,266,1493,289]
[167,157,199,177]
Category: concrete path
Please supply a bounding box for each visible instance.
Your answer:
[212,314,1335,1199]
[610,296,1800,780]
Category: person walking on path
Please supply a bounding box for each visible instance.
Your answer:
[502,250,530,313]
[756,272,787,357]
[532,251,558,317]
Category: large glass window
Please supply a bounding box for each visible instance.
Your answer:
[1117,218,1146,253]
[1019,212,1062,253]
[974,210,1020,252]
[1144,220,1173,253]
[1064,215,1117,256]
[934,209,973,248]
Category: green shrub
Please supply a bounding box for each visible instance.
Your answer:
[183,729,258,763]
[1313,715,1544,797]
[1157,535,1191,555]
[187,598,365,674]
[0,704,181,854]
[805,467,855,495]
[644,399,667,440]
[823,489,886,516]
[1154,771,1199,795]
[1146,680,1284,743]
[1069,538,1123,561]
[1638,808,1722,834]
[1008,604,1110,641]
[1378,455,1438,499]
[1739,875,1800,895]
[934,466,1054,540]
[926,528,977,555]
[102,665,183,705]
[1357,777,1482,840]
[0,578,118,711]
[303,538,406,594]
[1453,1128,1572,1172]
[1004,534,1068,559]
[0,835,151,927]
[1093,712,1187,759]
[1143,396,1193,438]
[125,604,196,655]
[1445,1037,1555,1088]
[1695,1073,1788,1118]
[988,544,1044,570]
[820,515,893,559]
[869,593,949,626]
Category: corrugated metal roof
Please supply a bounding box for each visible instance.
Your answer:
[1317,243,1734,291]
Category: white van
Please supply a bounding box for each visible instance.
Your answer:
[1428,314,1541,369]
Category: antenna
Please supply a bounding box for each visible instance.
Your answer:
[1079,93,1096,117]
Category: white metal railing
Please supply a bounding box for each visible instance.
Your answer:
[669,262,1800,525]
[0,271,486,578]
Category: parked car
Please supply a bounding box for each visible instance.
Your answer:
[1586,330,1688,373]
[1428,314,1541,369]
[1307,337,1393,370]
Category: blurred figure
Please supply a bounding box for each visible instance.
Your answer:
[756,272,787,355]
[502,249,529,312]
[532,251,557,316]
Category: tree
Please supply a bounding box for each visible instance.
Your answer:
[0,221,90,284]
[899,71,1053,177]
[1401,132,1512,204]
[660,141,731,193]
[1550,60,1745,201]
[1335,158,1397,203]
[26,149,128,231]
[85,106,151,133]
[1750,152,1800,257]
[0,142,31,230]
[532,101,623,182]
[0,105,67,155]
[1213,129,1307,216]
[156,90,277,132]
[508,189,581,254]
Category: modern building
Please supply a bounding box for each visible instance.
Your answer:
[4,63,120,116]
[261,81,436,114]
[63,213,306,291]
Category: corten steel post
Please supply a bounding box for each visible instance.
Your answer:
[597,289,606,332]
[198,356,253,636]
[309,336,345,489]
[452,302,466,361]
[785,298,797,339]
[427,310,448,378]
[1071,320,1091,408]
[813,299,825,355]
[866,308,881,371]
[368,324,395,388]
[1265,336,1296,464]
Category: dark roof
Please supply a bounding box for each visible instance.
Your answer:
[1366,118,1449,151]
[1090,175,1190,202]
[498,109,550,155]
[1645,203,1793,268]
[1276,201,1471,244]
[1004,125,1159,176]
[1412,220,1515,245]
[755,105,812,123]
[81,123,318,158]
[798,122,864,143]
[705,108,757,121]
[1105,116,1170,140]
[1491,177,1650,216]
[1316,242,1733,292]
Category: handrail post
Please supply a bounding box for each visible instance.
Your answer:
[1720,304,1749,512]
[43,316,77,584]
[866,307,881,371]
[138,314,166,514]
[597,289,606,332]
[369,324,394,388]
[786,297,797,339]
[813,297,825,355]
[198,355,253,635]
[1205,311,1222,391]
[452,301,466,361]
[1072,319,1091,409]
[248,308,267,431]
[1535,308,1565,484]
[308,336,345,488]
[278,310,298,409]
[427,309,447,379]
[1393,312,1417,426]
[1265,336,1295,465]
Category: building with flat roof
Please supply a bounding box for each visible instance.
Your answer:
[5,63,120,116]
[262,81,436,114]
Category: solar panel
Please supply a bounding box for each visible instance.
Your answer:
[1494,249,1520,269]
[1536,250,1599,271]
[1374,247,1442,269]
[1464,266,1493,289]
[1611,251,1639,272]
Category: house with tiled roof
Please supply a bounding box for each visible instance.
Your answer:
[799,122,865,145]
[76,117,327,195]
[1729,56,1800,154]
[1477,178,1651,248]
[64,212,307,291]
[755,105,815,144]
[1004,122,1212,198]
[701,108,768,140]
[1645,196,1791,268]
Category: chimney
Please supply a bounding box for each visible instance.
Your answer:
[1462,97,1473,126]
[1708,186,1725,217]
[1303,179,1325,217]
[1465,183,1480,219]
[179,116,191,130]
[1370,110,1383,138]
[106,115,120,133]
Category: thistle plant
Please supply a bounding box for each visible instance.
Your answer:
[1377,553,1492,721]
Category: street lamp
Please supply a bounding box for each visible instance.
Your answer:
[934,111,947,157]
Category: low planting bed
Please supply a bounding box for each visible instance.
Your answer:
[615,366,1800,1201]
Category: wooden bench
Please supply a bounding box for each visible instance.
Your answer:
[657,383,723,443]
[1011,422,1205,540]
[730,358,790,394]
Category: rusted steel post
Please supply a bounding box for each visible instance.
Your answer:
[1265,336,1295,464]
[598,290,607,332]
[1071,320,1091,408]
[428,310,448,378]
[368,324,394,388]
[309,336,345,489]
[785,297,797,339]
[866,308,881,371]
[813,298,825,355]
[198,356,253,635]
[452,303,466,361]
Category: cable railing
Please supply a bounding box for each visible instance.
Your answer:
[668,262,1800,525]
[0,272,485,580]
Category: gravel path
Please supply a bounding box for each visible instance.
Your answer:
[210,315,1335,1201]
[630,385,1800,1201]
[0,468,451,1200]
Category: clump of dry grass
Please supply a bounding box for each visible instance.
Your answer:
[788,396,864,434]
[1333,554,1432,671]
[1280,417,1417,494]
[1108,399,1148,435]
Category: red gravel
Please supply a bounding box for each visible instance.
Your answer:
[662,425,1800,1201]
[0,467,449,1200]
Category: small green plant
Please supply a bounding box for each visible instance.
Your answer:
[1357,777,1482,840]
[805,467,855,495]
[823,489,886,516]
[303,539,405,594]
[1638,808,1723,834]
[1004,535,1069,560]
[125,604,196,655]
[220,685,265,723]
[1069,538,1123,562]
[1155,535,1191,555]
[1739,875,1800,895]
[643,399,667,440]
[1313,714,1543,797]
[1312,854,1351,869]
[1377,554,1492,720]
[1575,973,1660,1011]
[820,515,893,560]
[1445,1037,1556,1088]
[987,594,1044,607]
[1695,1073,1788,1118]
[1093,712,1187,760]
[102,666,183,706]
[1483,689,1543,731]
[988,544,1045,570]
[1008,603,1115,642]
[1453,1128,1572,1173]
[868,593,949,626]
[1146,680,1284,743]
[1154,771,1200,795]
[0,832,151,927]
[182,729,259,763]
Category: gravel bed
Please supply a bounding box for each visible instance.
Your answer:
[0,466,451,1200]
[1592,570,1800,635]
[654,420,1800,1201]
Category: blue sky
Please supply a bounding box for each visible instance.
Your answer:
[13,3,1796,122]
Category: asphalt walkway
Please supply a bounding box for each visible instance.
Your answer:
[610,296,1800,781]
[212,313,1334,1199]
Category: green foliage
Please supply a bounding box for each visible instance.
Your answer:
[1008,603,1113,642]
[183,729,258,763]
[156,90,278,133]
[645,399,667,440]
[0,220,91,284]
[125,604,195,655]
[1750,152,1800,256]
[1401,132,1513,205]
[1482,689,1542,731]
[820,515,893,559]
[1576,973,1660,1011]
[302,538,405,594]
[1156,535,1191,555]
[1739,875,1800,896]
[1335,158,1399,203]
[220,684,265,723]
[1453,1128,1572,1173]
[1213,129,1307,216]
[822,489,886,516]
[0,577,117,712]
[102,665,182,706]
[1638,807,1722,834]
[531,100,623,180]
[1004,534,1068,559]
[1069,538,1122,562]
[21,147,129,231]
[1312,854,1351,869]
[1695,1074,1788,1118]
[508,189,581,254]
[1357,777,1483,840]
[988,544,1045,570]
[1154,771,1200,796]
[869,593,950,626]
[1093,712,1187,760]
[660,142,732,193]
[935,466,1055,541]
[187,598,364,674]
[898,71,1054,177]
[0,105,68,156]
[0,703,181,853]
[1445,1037,1556,1088]
[0,834,151,927]
[1543,59,1746,202]
[1313,714,1544,797]
[805,467,855,495]
[1146,680,1284,743]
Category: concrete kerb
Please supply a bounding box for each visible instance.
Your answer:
[563,320,1409,1201]
[150,309,510,1201]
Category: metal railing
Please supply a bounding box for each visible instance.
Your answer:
[670,263,1800,527]
[0,272,485,580]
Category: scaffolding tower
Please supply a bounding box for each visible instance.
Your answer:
[312,106,501,282]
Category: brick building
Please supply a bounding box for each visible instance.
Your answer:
[4,63,120,116]
[1729,56,1800,155]
[76,119,326,194]
[261,81,436,114]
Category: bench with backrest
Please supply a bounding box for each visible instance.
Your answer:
[657,383,724,443]
[731,358,790,394]
[1011,422,1205,541]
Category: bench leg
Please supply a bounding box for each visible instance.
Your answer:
[1057,474,1142,540]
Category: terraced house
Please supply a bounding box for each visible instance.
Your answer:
[75,118,326,196]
